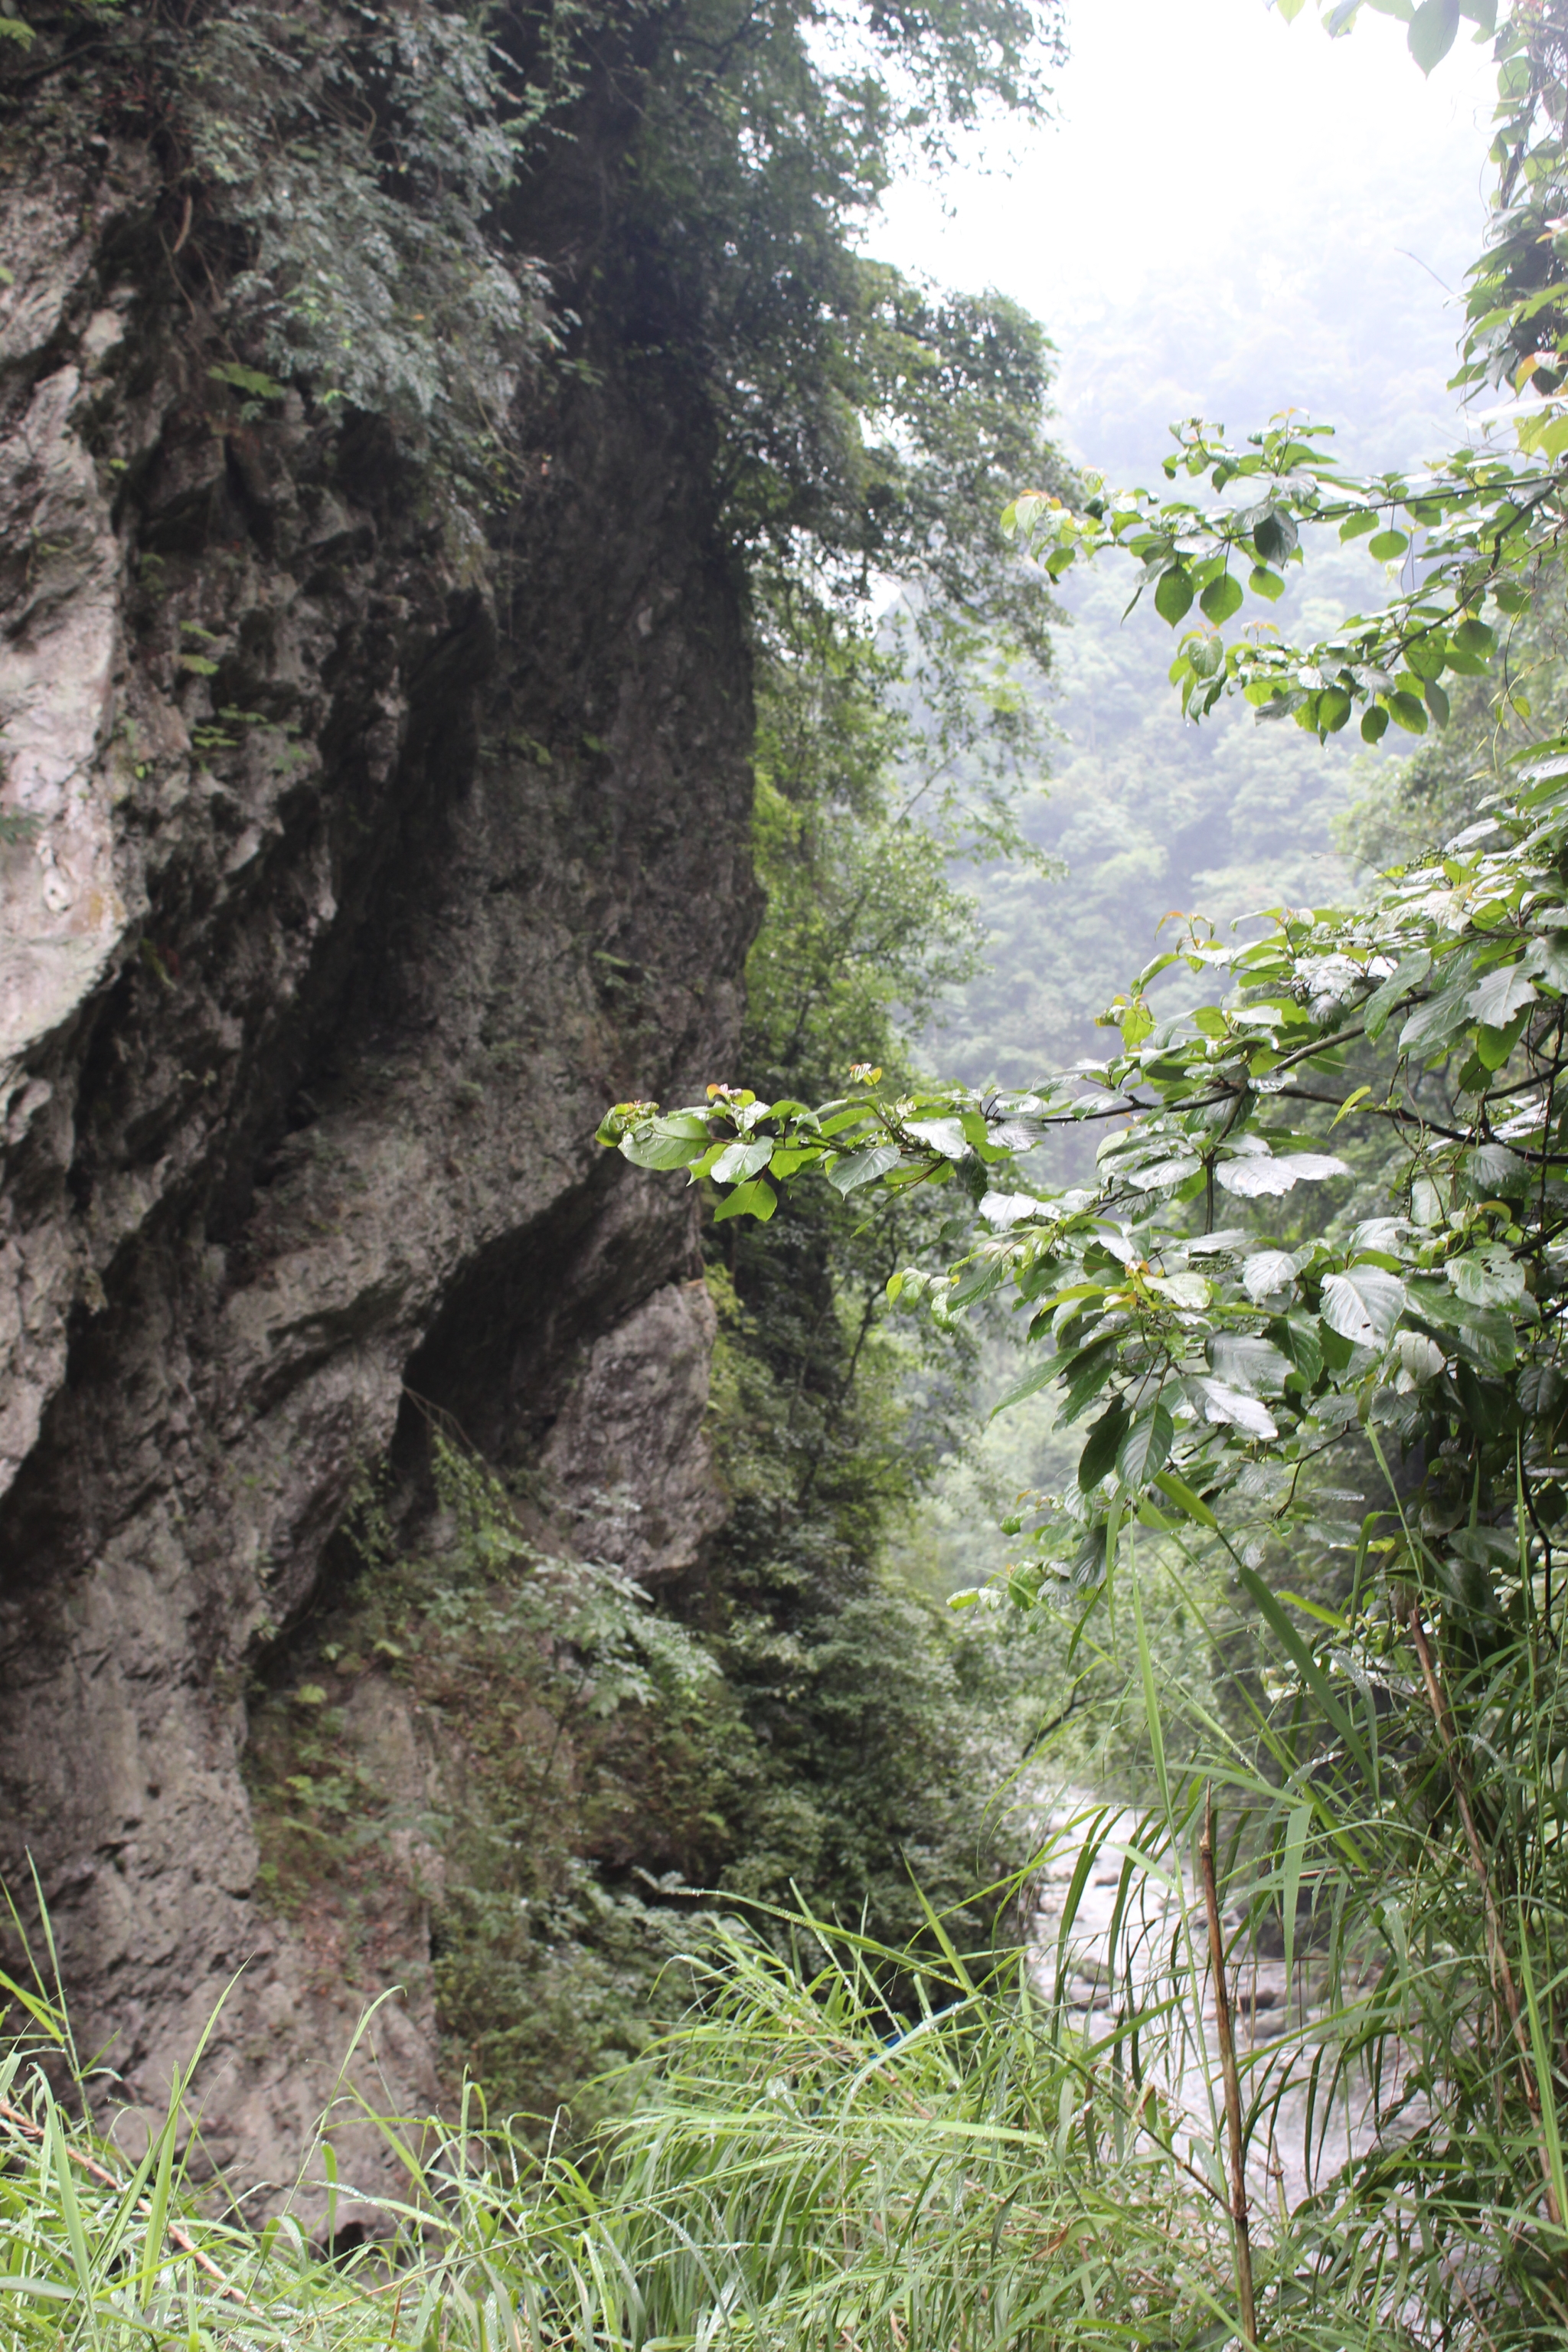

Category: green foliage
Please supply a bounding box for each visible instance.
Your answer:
[5,1775,1559,2350]
[247,1436,733,2136]
[1341,576,1568,870]
[599,0,1568,2312]
[2,2,549,501]
[929,557,1363,1133]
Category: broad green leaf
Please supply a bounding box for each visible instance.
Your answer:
[1249,564,1285,602]
[711,1176,776,1223]
[710,1137,774,1184]
[1216,1151,1348,1197]
[1060,1339,1119,1426]
[1368,528,1411,560]
[1252,505,1298,564]
[620,1123,711,1171]
[1320,1266,1406,1346]
[1363,949,1430,1040]
[1408,0,1460,76]
[1243,1250,1297,1303]
[978,1189,1045,1227]
[904,1116,970,1159]
[1467,962,1537,1027]
[1195,1377,1277,1439]
[1400,983,1472,1052]
[1387,689,1428,734]
[1200,573,1243,623]
[1407,1279,1517,1370]
[1449,1251,1526,1306]
[1155,567,1194,624]
[1463,1141,1529,1194]
[769,1144,822,1178]
[1078,1396,1131,1490]
[1276,1311,1325,1385]
[951,1250,1008,1307]
[1475,1008,1530,1070]
[828,1141,901,1194]
[1116,1399,1174,1486]
[1125,1155,1200,1191]
[1208,1333,1291,1395]
[1144,1268,1210,1308]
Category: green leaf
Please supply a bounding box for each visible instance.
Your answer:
[1363,949,1430,1040]
[1116,1399,1174,1488]
[1282,1803,1311,1991]
[1200,573,1243,623]
[1078,1396,1131,1490]
[1152,1468,1217,1530]
[1475,1009,1530,1070]
[1155,567,1194,625]
[1237,1568,1374,1785]
[903,1116,969,1159]
[209,361,287,401]
[0,15,35,44]
[1423,678,1450,725]
[1248,565,1285,603]
[1368,528,1411,560]
[769,1144,822,1178]
[1320,1266,1406,1346]
[711,1176,777,1223]
[1464,1141,1530,1196]
[828,1141,901,1194]
[989,1351,1060,1419]
[621,1125,711,1171]
[710,1137,773,1184]
[1252,505,1298,564]
[1387,690,1428,734]
[1361,704,1390,743]
[1467,962,1537,1027]
[1454,615,1496,658]
[1060,1337,1119,1426]
[1276,1311,1324,1386]
[1338,510,1380,541]
[1407,0,1460,73]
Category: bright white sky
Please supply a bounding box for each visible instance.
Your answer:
[877,0,1499,480]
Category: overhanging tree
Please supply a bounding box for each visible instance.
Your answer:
[599,0,1568,2312]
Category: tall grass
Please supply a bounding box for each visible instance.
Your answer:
[5,1527,1566,2348]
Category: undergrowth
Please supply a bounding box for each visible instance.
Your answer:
[9,1516,1568,2350]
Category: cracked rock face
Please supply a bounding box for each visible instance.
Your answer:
[0,99,754,2214]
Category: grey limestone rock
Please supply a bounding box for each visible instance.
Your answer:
[0,69,753,2217]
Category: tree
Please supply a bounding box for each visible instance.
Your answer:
[600,0,1568,2315]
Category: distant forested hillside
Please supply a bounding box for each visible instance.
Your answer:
[929,543,1409,1111]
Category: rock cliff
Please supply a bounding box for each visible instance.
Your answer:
[0,18,756,2213]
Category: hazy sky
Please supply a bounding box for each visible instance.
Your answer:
[879,0,1498,479]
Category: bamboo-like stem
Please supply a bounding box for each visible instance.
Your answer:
[1200,1785,1257,2346]
[1406,1601,1563,2229]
